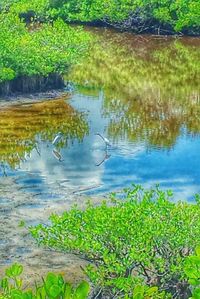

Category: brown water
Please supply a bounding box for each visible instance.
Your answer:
[0,28,200,275]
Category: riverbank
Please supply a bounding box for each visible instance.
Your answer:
[0,93,94,285]
[0,74,64,97]
[0,10,199,297]
[0,176,105,287]
[67,19,200,37]
[0,90,69,107]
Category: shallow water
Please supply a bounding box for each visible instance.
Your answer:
[0,28,200,201]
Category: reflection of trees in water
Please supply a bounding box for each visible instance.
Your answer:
[0,99,89,168]
[69,29,200,148]
[106,95,200,148]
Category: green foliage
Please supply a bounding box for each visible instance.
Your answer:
[0,263,90,299]
[30,185,200,297]
[49,0,200,34]
[0,0,49,16]
[185,247,200,299]
[1,0,199,34]
[0,11,90,83]
[0,68,15,83]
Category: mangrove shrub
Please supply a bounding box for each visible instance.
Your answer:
[184,247,200,299]
[30,186,200,298]
[0,12,90,86]
[4,0,200,34]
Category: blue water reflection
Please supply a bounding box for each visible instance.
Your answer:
[1,90,197,202]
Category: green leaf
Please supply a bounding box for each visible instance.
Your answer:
[6,263,23,278]
[133,285,145,299]
[48,285,62,298]
[73,281,90,299]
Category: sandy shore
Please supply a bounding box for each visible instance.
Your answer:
[0,174,104,287]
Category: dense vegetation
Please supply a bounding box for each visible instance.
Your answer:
[0,250,200,298]
[0,1,199,298]
[0,9,90,93]
[1,0,200,35]
[184,247,200,299]
[31,186,200,298]
[0,248,200,299]
[0,0,198,92]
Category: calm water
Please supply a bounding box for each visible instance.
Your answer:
[0,28,200,201]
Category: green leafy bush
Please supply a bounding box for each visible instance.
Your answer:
[30,185,200,298]
[0,263,168,299]
[0,12,90,84]
[48,0,200,34]
[0,68,15,84]
[0,0,49,16]
[0,263,90,299]
[184,247,200,299]
[4,0,199,34]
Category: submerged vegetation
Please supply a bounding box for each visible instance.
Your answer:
[31,186,200,298]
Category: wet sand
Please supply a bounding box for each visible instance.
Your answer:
[0,175,103,287]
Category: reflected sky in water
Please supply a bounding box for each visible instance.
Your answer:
[0,91,199,202]
[0,29,200,201]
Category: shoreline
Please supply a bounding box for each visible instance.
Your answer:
[68,20,200,37]
[0,89,71,108]
[0,74,65,97]
[0,176,105,286]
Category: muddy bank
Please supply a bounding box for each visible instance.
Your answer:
[0,89,70,108]
[0,73,65,97]
[0,176,104,286]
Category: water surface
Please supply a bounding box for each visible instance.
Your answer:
[0,28,200,201]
